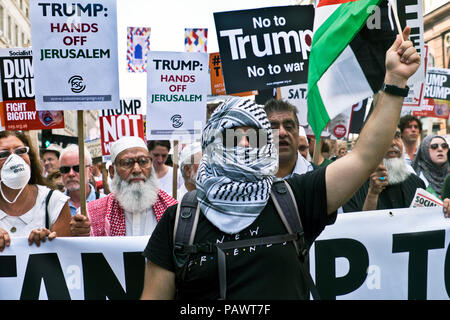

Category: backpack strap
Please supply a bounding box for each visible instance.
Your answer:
[270,178,321,300]
[173,190,200,282]
[45,189,55,230]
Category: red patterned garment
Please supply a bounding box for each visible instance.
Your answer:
[87,189,177,236]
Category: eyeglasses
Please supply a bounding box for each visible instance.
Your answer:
[0,146,30,159]
[430,143,449,150]
[60,165,89,174]
[117,156,151,170]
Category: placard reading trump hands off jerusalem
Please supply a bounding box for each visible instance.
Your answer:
[146,51,208,141]
[30,0,119,110]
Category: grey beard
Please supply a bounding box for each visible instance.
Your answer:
[383,157,411,185]
[110,170,159,213]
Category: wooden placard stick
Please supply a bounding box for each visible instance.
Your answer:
[77,110,87,216]
[172,140,179,200]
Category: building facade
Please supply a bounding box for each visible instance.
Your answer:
[0,0,30,48]
[422,0,450,137]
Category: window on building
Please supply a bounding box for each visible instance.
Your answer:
[445,33,450,68]
[7,15,11,42]
[0,6,4,34]
[428,52,435,67]
[15,25,19,46]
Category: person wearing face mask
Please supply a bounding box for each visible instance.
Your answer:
[412,135,449,199]
[0,131,73,252]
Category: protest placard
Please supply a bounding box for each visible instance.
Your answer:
[279,84,308,126]
[100,113,145,162]
[410,188,443,208]
[30,0,120,111]
[395,0,425,86]
[185,28,207,53]
[146,51,208,141]
[0,48,65,131]
[127,27,151,73]
[214,5,314,94]
[209,52,257,96]
[413,68,450,119]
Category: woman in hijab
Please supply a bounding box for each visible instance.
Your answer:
[412,135,449,198]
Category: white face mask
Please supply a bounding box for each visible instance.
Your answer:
[0,154,31,204]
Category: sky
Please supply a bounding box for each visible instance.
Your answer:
[116,0,293,105]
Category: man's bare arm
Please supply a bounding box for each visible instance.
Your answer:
[140,261,176,300]
[326,27,421,214]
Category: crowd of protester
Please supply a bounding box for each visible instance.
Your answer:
[0,32,449,300]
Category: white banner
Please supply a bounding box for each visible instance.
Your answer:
[30,0,120,111]
[2,208,450,300]
[146,51,208,141]
[0,236,148,300]
[310,207,450,300]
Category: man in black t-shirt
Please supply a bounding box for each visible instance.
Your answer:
[141,28,421,300]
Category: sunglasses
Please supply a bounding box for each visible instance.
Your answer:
[117,156,151,170]
[59,165,89,174]
[0,146,30,159]
[221,128,269,148]
[430,143,449,150]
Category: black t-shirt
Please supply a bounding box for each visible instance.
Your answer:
[143,167,334,300]
[343,173,426,212]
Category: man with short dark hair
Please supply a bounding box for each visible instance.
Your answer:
[141,28,421,300]
[264,99,313,177]
[41,143,62,177]
[398,114,422,165]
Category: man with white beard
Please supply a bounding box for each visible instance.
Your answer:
[72,136,177,237]
[343,129,425,212]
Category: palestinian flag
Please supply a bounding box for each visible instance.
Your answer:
[307,0,396,140]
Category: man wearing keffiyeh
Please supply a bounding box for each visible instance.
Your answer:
[141,28,422,300]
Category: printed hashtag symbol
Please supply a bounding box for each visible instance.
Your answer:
[212,55,221,66]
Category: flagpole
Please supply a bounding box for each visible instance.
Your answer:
[389,0,404,42]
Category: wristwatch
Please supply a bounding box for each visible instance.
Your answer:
[381,83,410,97]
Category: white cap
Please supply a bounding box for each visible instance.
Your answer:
[299,126,307,138]
[179,142,202,167]
[110,136,147,163]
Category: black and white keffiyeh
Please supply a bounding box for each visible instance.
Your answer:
[196,97,278,234]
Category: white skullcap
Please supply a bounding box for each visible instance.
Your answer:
[298,126,307,138]
[110,136,147,163]
[179,142,202,167]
